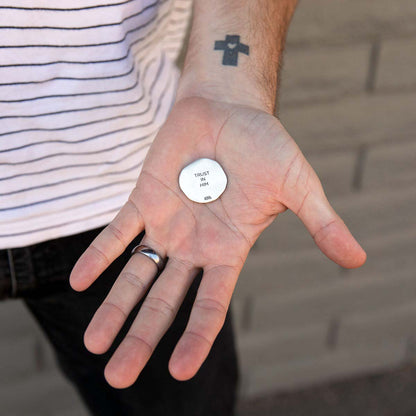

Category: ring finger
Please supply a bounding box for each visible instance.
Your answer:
[83,236,166,355]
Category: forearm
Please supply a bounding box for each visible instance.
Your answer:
[175,0,298,114]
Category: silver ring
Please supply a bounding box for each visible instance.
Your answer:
[130,244,166,272]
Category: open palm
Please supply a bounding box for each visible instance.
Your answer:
[70,96,366,388]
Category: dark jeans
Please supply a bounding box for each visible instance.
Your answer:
[0,226,239,415]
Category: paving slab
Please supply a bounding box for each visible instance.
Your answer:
[236,322,327,370]
[362,139,416,190]
[242,224,416,299]
[334,184,416,247]
[242,340,406,398]
[236,364,416,416]
[342,227,416,280]
[238,222,416,320]
[234,248,339,300]
[305,150,357,197]
[252,183,416,255]
[0,335,39,383]
[0,299,40,337]
[0,370,87,416]
[279,91,416,153]
[287,0,416,47]
[338,302,416,349]
[376,38,416,91]
[250,253,416,332]
[279,44,369,107]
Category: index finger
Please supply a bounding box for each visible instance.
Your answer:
[69,196,144,291]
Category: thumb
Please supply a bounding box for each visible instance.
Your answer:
[281,152,366,269]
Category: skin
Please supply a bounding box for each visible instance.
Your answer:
[70,0,367,391]
[69,96,366,388]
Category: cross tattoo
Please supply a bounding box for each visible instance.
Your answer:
[214,35,249,66]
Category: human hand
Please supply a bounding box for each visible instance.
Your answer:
[69,96,366,388]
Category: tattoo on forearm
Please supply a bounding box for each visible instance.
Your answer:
[214,35,249,66]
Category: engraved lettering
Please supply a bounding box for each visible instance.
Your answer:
[178,158,227,203]
[194,171,209,178]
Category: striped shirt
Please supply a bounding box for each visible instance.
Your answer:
[0,0,192,249]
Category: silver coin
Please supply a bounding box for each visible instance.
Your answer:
[178,158,228,203]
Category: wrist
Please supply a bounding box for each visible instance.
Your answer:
[173,3,279,114]
[175,65,275,114]
[173,0,298,114]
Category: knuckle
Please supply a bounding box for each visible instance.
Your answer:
[169,256,194,273]
[102,300,127,319]
[119,271,148,291]
[127,195,141,220]
[194,297,227,316]
[89,243,111,267]
[184,330,212,347]
[143,296,176,319]
[106,223,127,248]
[126,334,153,353]
[313,219,337,243]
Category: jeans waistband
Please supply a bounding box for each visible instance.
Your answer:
[0,225,107,300]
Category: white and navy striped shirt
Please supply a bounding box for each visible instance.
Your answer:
[0,0,192,249]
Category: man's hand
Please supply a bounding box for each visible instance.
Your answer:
[69,96,366,388]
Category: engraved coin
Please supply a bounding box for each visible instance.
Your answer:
[178,158,228,203]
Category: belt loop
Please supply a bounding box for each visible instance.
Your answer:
[6,249,17,297]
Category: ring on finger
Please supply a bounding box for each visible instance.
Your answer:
[131,244,166,272]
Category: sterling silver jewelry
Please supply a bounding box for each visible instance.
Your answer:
[179,158,227,203]
[131,244,166,272]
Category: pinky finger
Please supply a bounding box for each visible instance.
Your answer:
[168,264,240,381]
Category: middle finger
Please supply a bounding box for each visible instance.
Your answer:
[104,257,198,389]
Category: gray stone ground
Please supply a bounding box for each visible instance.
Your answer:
[237,364,416,416]
[0,0,415,414]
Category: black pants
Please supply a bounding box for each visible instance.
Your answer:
[0,226,239,415]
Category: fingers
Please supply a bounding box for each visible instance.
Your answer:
[104,258,198,389]
[83,239,161,355]
[69,197,144,291]
[283,155,366,269]
[168,264,240,381]
[297,191,366,268]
